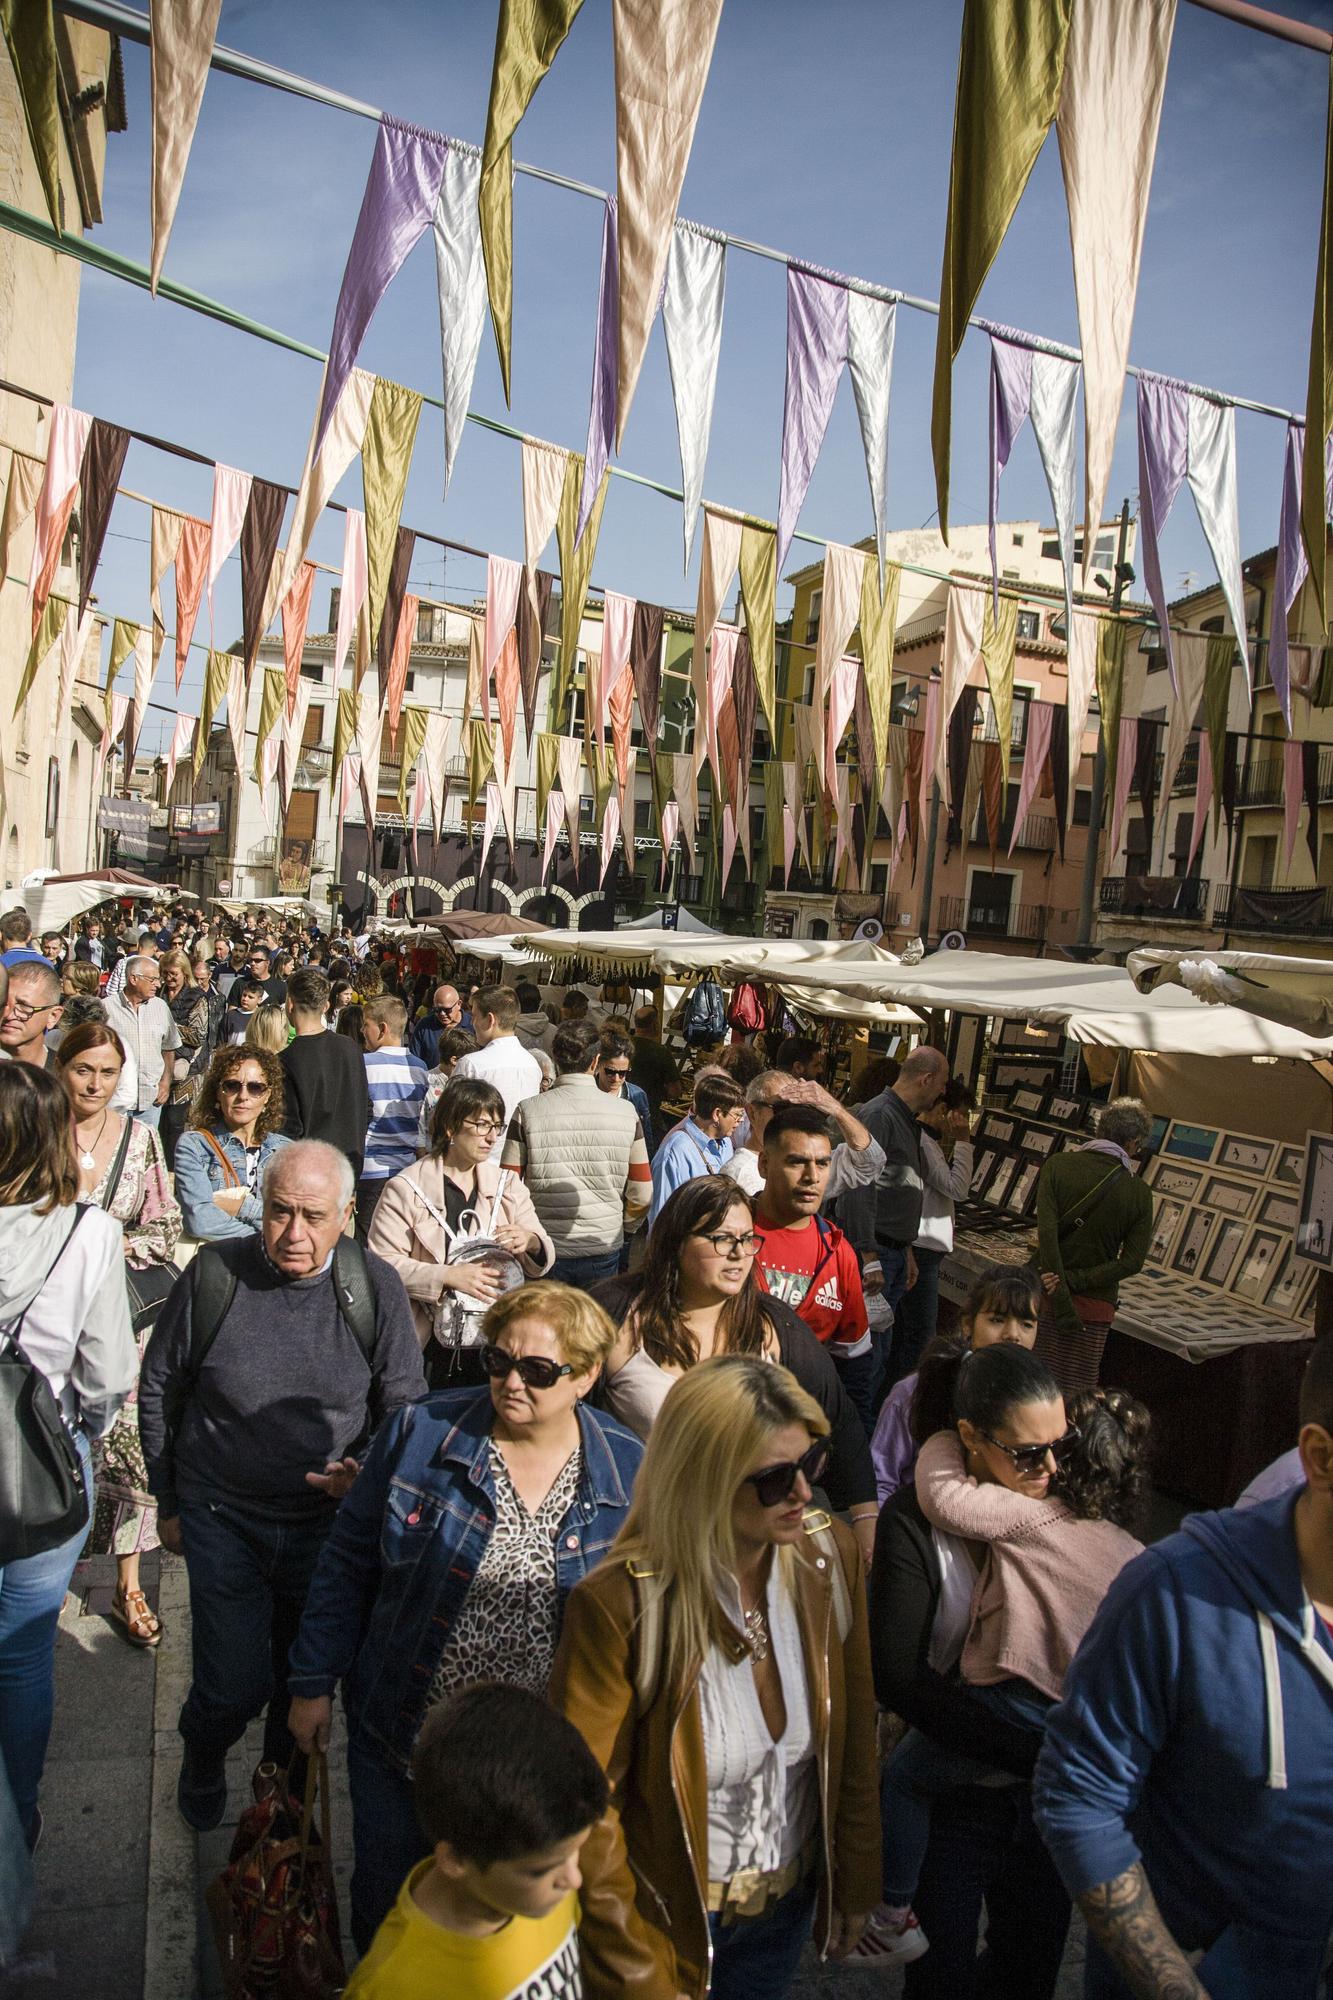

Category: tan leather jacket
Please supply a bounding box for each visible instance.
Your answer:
[549,1513,881,2000]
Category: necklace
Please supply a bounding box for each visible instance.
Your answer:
[739,1590,771,1663]
[77,1108,110,1175]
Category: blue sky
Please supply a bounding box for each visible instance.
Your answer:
[70,0,1333,757]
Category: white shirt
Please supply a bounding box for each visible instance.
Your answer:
[452,1034,544,1164]
[928,1528,980,1674]
[104,994,180,1112]
[0,1202,135,1434]
[914,1134,975,1255]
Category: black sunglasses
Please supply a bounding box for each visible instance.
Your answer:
[976,1424,1080,1473]
[481,1343,572,1392]
[743,1438,830,1509]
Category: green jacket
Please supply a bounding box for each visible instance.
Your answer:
[1035,1149,1154,1337]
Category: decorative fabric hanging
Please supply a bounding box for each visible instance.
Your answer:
[579,199,619,540]
[737,524,777,736]
[1159,630,1207,806]
[791,702,821,795]
[690,503,740,728]
[239,478,288,678]
[522,438,568,619]
[1064,609,1100,808]
[422,710,454,842]
[860,558,901,793]
[732,631,758,854]
[194,649,230,776]
[362,379,422,649]
[13,593,63,721]
[77,419,130,620]
[814,543,866,716]
[826,657,858,785]
[356,684,387,828]
[331,686,357,794]
[980,594,1018,796]
[148,506,186,673]
[50,601,94,747]
[1303,739,1322,873]
[718,800,738,890]
[1302,54,1333,623]
[494,628,521,773]
[207,463,253,630]
[332,508,369,684]
[1283,737,1305,873]
[663,220,726,566]
[556,735,584,861]
[181,519,216,695]
[671,752,698,870]
[1137,374,1247,692]
[597,590,635,740]
[1272,421,1333,729]
[226,655,247,782]
[1132,715,1161,864]
[535,732,560,834]
[149,0,223,291]
[1187,732,1213,872]
[1106,714,1139,862]
[555,451,609,720]
[377,526,417,698]
[542,790,565,881]
[1048,712,1069,855]
[1009,701,1054,859]
[251,667,286,781]
[1,0,61,232]
[946,685,980,850]
[658,799,679,888]
[386,595,419,748]
[1095,617,1127,808]
[279,681,312,815]
[612,0,723,446]
[987,330,1079,637]
[433,142,487,496]
[28,405,91,633]
[698,623,739,795]
[629,599,664,746]
[0,451,43,583]
[267,367,375,626]
[485,553,524,689]
[259,734,283,835]
[599,791,622,886]
[126,627,154,762]
[95,693,130,799]
[336,752,362,836]
[105,616,138,730]
[932,583,986,805]
[465,611,487,723]
[281,561,317,713]
[478,780,502,878]
[518,569,553,741]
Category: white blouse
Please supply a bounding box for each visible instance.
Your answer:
[698,1563,818,1881]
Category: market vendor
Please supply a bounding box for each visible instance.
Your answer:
[1034,1098,1154,1397]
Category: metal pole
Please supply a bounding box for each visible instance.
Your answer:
[1075,499,1133,948]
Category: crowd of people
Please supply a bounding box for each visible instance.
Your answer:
[0,893,1329,2000]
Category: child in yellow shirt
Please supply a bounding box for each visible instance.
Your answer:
[345,1683,609,2000]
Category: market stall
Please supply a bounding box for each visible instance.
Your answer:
[1128,945,1333,1039]
[21,868,189,932]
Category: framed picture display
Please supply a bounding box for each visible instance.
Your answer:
[1146,1160,1205,1202]
[1296,1133,1333,1270]
[1274,1144,1305,1188]
[1146,1114,1170,1157]
[1216,1133,1277,1179]
[1257,1190,1300,1233]
[1020,1128,1058,1158]
[1161,1121,1221,1165]
[1170,1208,1215,1277]
[969,1147,1000,1198]
[1044,1092,1087,1128]
[1147,1197,1186,1266]
[1201,1215,1249,1290]
[978,1114,1016,1146]
[996,1018,1063,1053]
[989,1058,1059,1093]
[1009,1086,1047,1116]
[984,1155,1020,1207]
[1009,1160,1041,1214]
[1198,1175,1258,1221]
[1263,1243,1313,1318]
[1231,1226,1285,1304]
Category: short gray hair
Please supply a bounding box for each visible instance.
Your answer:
[745,1068,785,1107]
[1097,1097,1152,1153]
[263,1138,355,1209]
[126,953,157,979]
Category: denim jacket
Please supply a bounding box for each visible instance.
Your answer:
[173,1126,291,1239]
[287,1386,644,1771]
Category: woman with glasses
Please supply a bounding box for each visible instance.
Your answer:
[173,1045,291,1240]
[864,1343,1147,1992]
[368,1076,553,1386]
[550,1355,880,1999]
[286,1280,643,1950]
[595,1177,878,1561]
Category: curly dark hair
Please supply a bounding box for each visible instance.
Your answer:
[625,1176,766,1372]
[1056,1388,1152,1534]
[189,1043,287,1139]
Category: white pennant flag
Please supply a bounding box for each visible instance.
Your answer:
[846,292,897,587]
[522,438,568,625]
[423,710,454,842]
[52,602,95,745]
[663,221,726,567]
[332,509,368,681]
[95,691,130,797]
[542,790,564,881]
[478,779,502,879]
[433,143,487,496]
[164,709,195,800]
[1065,609,1099,806]
[599,791,622,885]
[259,732,282,833]
[127,629,155,762]
[279,680,311,813]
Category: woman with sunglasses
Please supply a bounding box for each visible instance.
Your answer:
[550,1355,879,1999]
[173,1045,291,1240]
[368,1076,553,1385]
[286,1279,643,1952]
[595,1177,878,1562]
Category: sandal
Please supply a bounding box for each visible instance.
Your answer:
[111,1585,162,1649]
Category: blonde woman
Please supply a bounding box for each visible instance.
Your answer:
[244,1001,290,1054]
[550,1356,880,2000]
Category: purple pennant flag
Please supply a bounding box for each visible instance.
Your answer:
[777,266,849,575]
[578,199,619,542]
[988,340,1032,620]
[316,116,450,452]
[1272,419,1333,729]
[1137,374,1190,691]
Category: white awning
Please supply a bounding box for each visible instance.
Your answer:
[1129,946,1333,1040]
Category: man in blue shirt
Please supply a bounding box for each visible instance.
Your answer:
[594,1026,655,1151]
[648,1072,745,1226]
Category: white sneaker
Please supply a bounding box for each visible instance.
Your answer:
[841,1904,929,1968]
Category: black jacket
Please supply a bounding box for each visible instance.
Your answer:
[592,1273,876,1511]
[280,1030,372,1179]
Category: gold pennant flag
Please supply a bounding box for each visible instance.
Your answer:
[251,666,287,781]
[13,592,65,719]
[106,616,139,731]
[194,649,231,776]
[397,703,430,817]
[981,594,1019,796]
[362,379,422,650]
[738,525,777,737]
[555,452,608,722]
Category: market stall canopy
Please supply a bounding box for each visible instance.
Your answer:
[768,948,1333,1058]
[645,936,904,978]
[779,984,920,1027]
[620,906,719,932]
[215,895,321,922]
[21,868,187,932]
[427,911,549,943]
[1128,947,1333,1040]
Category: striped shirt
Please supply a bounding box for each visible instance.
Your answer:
[361,1046,429,1182]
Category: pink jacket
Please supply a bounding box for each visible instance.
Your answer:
[914,1432,1142,1701]
[366,1155,554,1348]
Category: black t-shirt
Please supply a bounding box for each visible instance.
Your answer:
[279,1030,371,1178]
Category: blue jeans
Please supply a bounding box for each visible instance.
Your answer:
[0,1429,92,1839]
[136,1103,162,1131]
[903,1782,1070,2000]
[550,1249,621,1287]
[708,1874,817,1999]
[346,1730,429,1955]
[177,1498,332,1767]
[890,1247,943,1383]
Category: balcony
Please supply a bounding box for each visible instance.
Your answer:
[1100,875,1211,921]
[1238,746,1333,809]
[966,807,1056,852]
[1213,883,1333,938]
[938,894,1049,943]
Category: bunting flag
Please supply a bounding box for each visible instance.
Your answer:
[658,799,679,887]
[522,439,568,615]
[149,0,224,290]
[13,591,64,719]
[608,661,635,811]
[164,708,195,800]
[670,751,698,870]
[409,764,430,855]
[611,0,722,446]
[77,419,130,620]
[337,752,362,836]
[105,616,139,731]
[1203,632,1232,828]
[485,553,523,689]
[1303,54,1333,622]
[663,220,726,567]
[315,117,451,451]
[814,542,866,715]
[1303,738,1322,873]
[332,508,369,682]
[1,0,61,232]
[226,655,247,781]
[95,693,130,799]
[791,701,821,795]
[980,739,1004,858]
[1137,375,1247,692]
[1057,0,1176,571]
[173,514,210,691]
[737,523,777,737]
[733,630,758,865]
[980,594,1018,795]
[194,648,230,775]
[281,560,317,712]
[207,463,253,628]
[556,734,583,859]
[422,711,454,841]
[1064,609,1099,806]
[479,779,503,880]
[51,601,94,747]
[1107,713,1139,862]
[355,684,386,828]
[1132,715,1160,863]
[930,0,1071,540]
[386,594,419,748]
[149,506,184,671]
[543,791,565,881]
[489,627,517,770]
[720,800,739,890]
[259,734,283,834]
[860,558,901,790]
[376,526,416,698]
[596,590,635,742]
[629,598,664,746]
[397,703,430,817]
[126,627,154,762]
[433,142,487,495]
[519,569,553,739]
[535,732,560,834]
[480,0,587,401]
[0,451,43,581]
[932,583,985,804]
[826,657,858,785]
[699,622,739,795]
[1187,729,1213,871]
[692,507,740,735]
[555,451,609,719]
[251,666,286,781]
[331,687,357,796]
[362,378,422,649]
[579,198,619,540]
[987,331,1079,636]
[1095,615,1127,808]
[1048,711,1069,854]
[267,366,375,626]
[279,681,312,815]
[588,741,616,824]
[599,790,622,886]
[1272,421,1333,729]
[1159,630,1207,805]
[1284,736,1304,872]
[239,477,288,677]
[28,405,91,632]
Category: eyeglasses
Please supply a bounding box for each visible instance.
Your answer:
[462,1117,504,1137]
[220,1079,270,1098]
[435,1003,460,1016]
[976,1424,1080,1473]
[600,1065,630,1079]
[481,1343,572,1391]
[695,1229,758,1258]
[743,1439,831,1509]
[3,996,59,1024]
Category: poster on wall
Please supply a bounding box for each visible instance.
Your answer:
[278,833,313,896]
[1295,1132,1333,1269]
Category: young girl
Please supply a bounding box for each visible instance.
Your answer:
[871,1345,1149,1963]
[869,1264,1042,1505]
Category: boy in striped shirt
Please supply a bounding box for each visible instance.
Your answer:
[357,995,429,1243]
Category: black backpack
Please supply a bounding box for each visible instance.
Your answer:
[186,1237,376,1379]
[681,978,726,1048]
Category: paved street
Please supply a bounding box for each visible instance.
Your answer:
[4,1549,1085,1999]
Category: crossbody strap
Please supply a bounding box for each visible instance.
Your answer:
[1060,1164,1124,1238]
[2,1205,86,1351]
[199,1130,240,1187]
[99,1115,135,1212]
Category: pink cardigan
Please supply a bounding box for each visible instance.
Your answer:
[913,1432,1142,1701]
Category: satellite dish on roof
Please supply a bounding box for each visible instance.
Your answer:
[939,930,967,951]
[853,918,884,943]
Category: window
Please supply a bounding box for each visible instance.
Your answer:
[1241,835,1277,889]
[802,664,816,704]
[1016,610,1041,643]
[1201,616,1224,635]
[1041,538,1061,561]
[966,871,1016,929]
[805,588,822,646]
[300,661,322,681]
[870,864,889,892]
[416,604,434,643]
[1072,787,1091,827]
[1012,532,1025,548]
[1125,817,1149,860]
[301,704,323,749]
[404,671,415,692]
[634,800,650,831]
[1093,535,1115,569]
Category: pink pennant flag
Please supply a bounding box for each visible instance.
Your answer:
[1283,736,1305,871]
[826,656,858,780]
[1008,701,1054,857]
[1107,714,1140,863]
[608,663,635,810]
[598,589,635,731]
[494,626,521,772]
[94,691,130,796]
[410,764,430,837]
[207,463,253,630]
[659,799,680,888]
[782,801,797,885]
[485,553,523,686]
[28,406,92,632]
[1188,733,1213,871]
[282,561,317,713]
[478,780,502,879]
[259,733,282,833]
[333,509,368,680]
[720,801,738,887]
[699,622,739,792]
[164,709,196,799]
[600,792,622,885]
[386,593,418,749]
[542,790,564,881]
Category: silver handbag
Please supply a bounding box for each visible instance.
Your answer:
[434,1239,527,1351]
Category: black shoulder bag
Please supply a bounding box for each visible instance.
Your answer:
[101,1118,181,1335]
[0,1208,92,1563]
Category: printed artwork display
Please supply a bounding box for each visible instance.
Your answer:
[1170,1208,1214,1277]
[1201,1216,1248,1290]
[1296,1133,1333,1269]
[1147,1160,1204,1202]
[1147,1196,1185,1265]
[1216,1134,1276,1178]
[1161,1121,1221,1165]
[1199,1175,1257,1221]
[1231,1227,1283,1304]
